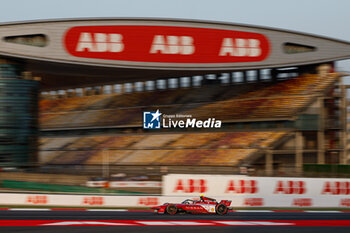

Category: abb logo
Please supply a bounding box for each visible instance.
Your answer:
[149,35,194,55]
[244,198,264,206]
[322,181,350,195]
[274,181,306,194]
[138,197,159,206]
[292,198,312,207]
[225,180,258,194]
[173,179,207,193]
[26,195,48,205]
[82,196,104,206]
[219,38,261,57]
[76,33,124,53]
[339,199,350,207]
[64,25,269,63]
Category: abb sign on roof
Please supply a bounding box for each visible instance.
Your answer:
[64,25,270,64]
[0,18,350,71]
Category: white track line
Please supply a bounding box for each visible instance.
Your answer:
[235,210,273,213]
[9,208,51,211]
[304,211,342,213]
[87,209,127,211]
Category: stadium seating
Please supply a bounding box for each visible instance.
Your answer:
[39,74,336,129]
[40,131,288,166]
[85,150,131,165]
[187,74,336,121]
[199,149,257,166]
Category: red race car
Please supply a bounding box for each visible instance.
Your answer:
[151,196,232,215]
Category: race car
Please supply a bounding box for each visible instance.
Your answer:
[151,196,232,215]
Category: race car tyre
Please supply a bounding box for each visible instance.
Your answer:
[166,204,178,215]
[215,203,228,215]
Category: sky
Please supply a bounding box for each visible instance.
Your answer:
[1,0,350,73]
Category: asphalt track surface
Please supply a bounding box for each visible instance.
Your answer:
[1,210,350,233]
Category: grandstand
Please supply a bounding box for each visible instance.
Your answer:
[38,71,344,177]
[0,18,350,181]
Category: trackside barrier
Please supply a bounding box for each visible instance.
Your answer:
[163,174,350,197]
[1,174,350,208]
[161,174,350,208]
[0,193,350,208]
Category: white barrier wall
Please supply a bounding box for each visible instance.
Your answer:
[0,193,183,208]
[0,192,350,208]
[162,174,350,207]
[1,174,350,208]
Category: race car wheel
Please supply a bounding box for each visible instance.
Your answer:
[166,204,178,215]
[215,203,228,215]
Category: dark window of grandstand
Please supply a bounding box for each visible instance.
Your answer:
[113,84,122,93]
[92,87,100,95]
[104,85,112,94]
[96,87,102,95]
[57,90,64,97]
[283,42,316,54]
[156,79,166,90]
[0,154,12,163]
[73,88,81,96]
[145,81,155,91]
[65,89,72,97]
[277,73,289,80]
[247,70,257,82]
[180,77,190,88]
[192,76,202,87]
[134,82,144,92]
[204,74,220,85]
[261,69,271,81]
[6,92,15,97]
[168,78,178,89]
[5,106,12,113]
[205,74,216,79]
[277,67,299,79]
[219,73,230,84]
[232,72,243,83]
[3,34,48,47]
[124,83,133,93]
[102,86,108,94]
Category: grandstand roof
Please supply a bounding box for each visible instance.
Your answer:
[1,18,350,89]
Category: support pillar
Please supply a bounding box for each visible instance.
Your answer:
[82,87,88,96]
[271,69,278,82]
[243,71,248,83]
[257,70,261,83]
[100,86,105,94]
[341,83,347,164]
[295,131,303,174]
[317,131,325,164]
[265,150,273,176]
[317,97,325,164]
